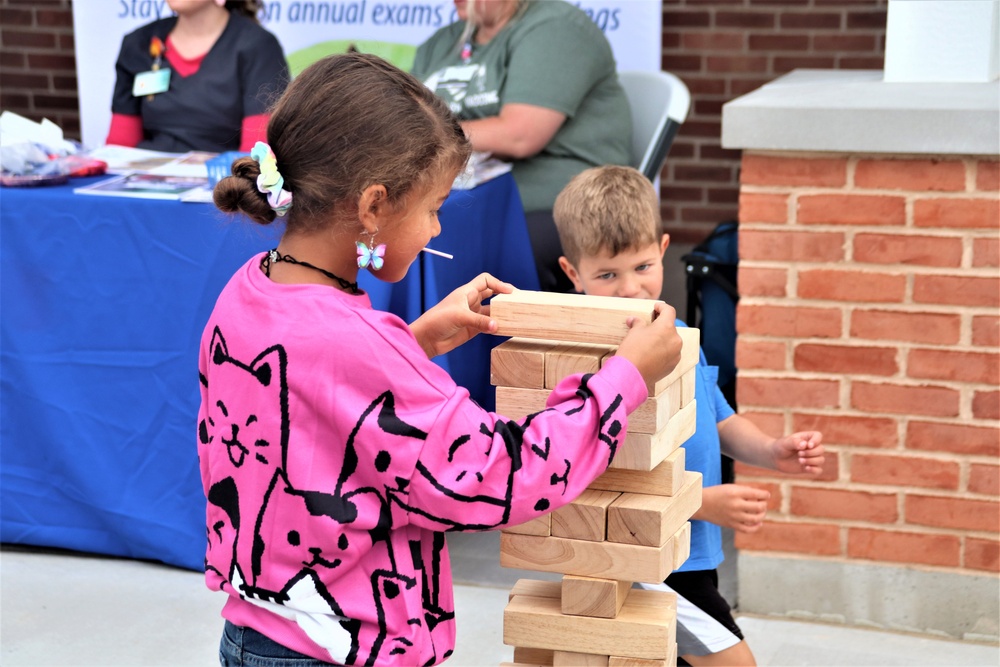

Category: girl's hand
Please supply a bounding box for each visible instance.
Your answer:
[694,484,771,533]
[772,431,824,476]
[410,273,514,358]
[614,302,682,388]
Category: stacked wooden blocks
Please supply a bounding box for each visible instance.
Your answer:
[488,291,703,667]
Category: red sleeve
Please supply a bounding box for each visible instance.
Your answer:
[105,113,143,147]
[239,114,269,152]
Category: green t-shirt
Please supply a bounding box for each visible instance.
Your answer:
[411,0,632,212]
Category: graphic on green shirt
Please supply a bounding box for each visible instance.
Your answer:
[410,0,631,212]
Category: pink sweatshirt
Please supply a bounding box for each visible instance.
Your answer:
[197,255,648,665]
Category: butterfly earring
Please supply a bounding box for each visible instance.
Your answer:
[356,231,386,271]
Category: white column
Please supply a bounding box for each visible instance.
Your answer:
[884,0,1000,82]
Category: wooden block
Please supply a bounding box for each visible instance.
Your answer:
[491,291,664,345]
[544,343,614,389]
[500,533,678,584]
[591,448,685,496]
[495,385,686,441]
[671,522,692,569]
[551,489,620,542]
[553,651,609,666]
[609,427,678,473]
[679,366,696,407]
[599,328,700,396]
[609,650,673,667]
[660,398,697,460]
[503,513,551,537]
[495,386,550,421]
[648,326,701,396]
[502,662,549,667]
[606,472,703,547]
[492,338,551,389]
[511,578,561,599]
[513,646,554,665]
[624,379,683,435]
[511,578,562,600]
[561,575,632,619]
[655,327,700,393]
[610,398,696,471]
[508,579,668,609]
[504,591,677,660]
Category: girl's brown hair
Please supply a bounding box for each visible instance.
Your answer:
[214,52,471,231]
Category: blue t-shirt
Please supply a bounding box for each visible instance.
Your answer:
[676,321,735,572]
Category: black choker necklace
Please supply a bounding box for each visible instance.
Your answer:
[262,249,361,295]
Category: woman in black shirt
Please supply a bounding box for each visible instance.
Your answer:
[106,0,289,153]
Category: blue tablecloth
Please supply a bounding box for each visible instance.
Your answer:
[0,172,536,570]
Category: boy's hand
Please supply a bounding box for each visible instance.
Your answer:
[410,273,514,358]
[614,303,682,388]
[772,430,824,476]
[694,484,770,533]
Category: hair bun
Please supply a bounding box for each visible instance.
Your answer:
[212,156,276,224]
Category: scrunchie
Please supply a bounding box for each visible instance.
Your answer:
[250,141,293,217]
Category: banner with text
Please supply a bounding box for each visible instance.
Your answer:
[74,0,661,149]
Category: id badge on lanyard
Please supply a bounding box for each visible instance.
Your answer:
[134,35,169,98]
[133,68,171,96]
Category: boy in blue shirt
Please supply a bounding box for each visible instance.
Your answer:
[553,165,825,666]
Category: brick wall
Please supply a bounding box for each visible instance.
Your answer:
[0,0,79,138]
[734,152,1000,575]
[661,0,887,241]
[0,0,888,243]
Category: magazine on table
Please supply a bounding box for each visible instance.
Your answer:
[86,145,214,178]
[73,172,208,200]
[86,145,184,174]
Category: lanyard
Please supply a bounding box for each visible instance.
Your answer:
[150,36,165,70]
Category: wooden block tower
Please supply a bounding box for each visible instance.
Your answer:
[488,290,702,667]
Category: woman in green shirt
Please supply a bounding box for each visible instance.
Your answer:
[412,0,632,292]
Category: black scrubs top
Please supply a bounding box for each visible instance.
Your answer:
[110,14,289,153]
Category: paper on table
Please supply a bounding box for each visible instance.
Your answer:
[452,151,512,190]
[87,145,184,174]
[148,151,214,178]
[179,184,215,204]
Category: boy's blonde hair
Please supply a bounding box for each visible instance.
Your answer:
[553,165,661,266]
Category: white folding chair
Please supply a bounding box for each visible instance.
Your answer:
[618,70,691,181]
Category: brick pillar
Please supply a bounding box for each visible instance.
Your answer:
[734,153,999,575]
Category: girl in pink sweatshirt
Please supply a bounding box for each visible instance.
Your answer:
[200,52,681,666]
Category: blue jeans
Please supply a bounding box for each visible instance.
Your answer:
[219,621,339,666]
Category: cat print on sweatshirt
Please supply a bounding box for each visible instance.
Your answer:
[199,326,620,664]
